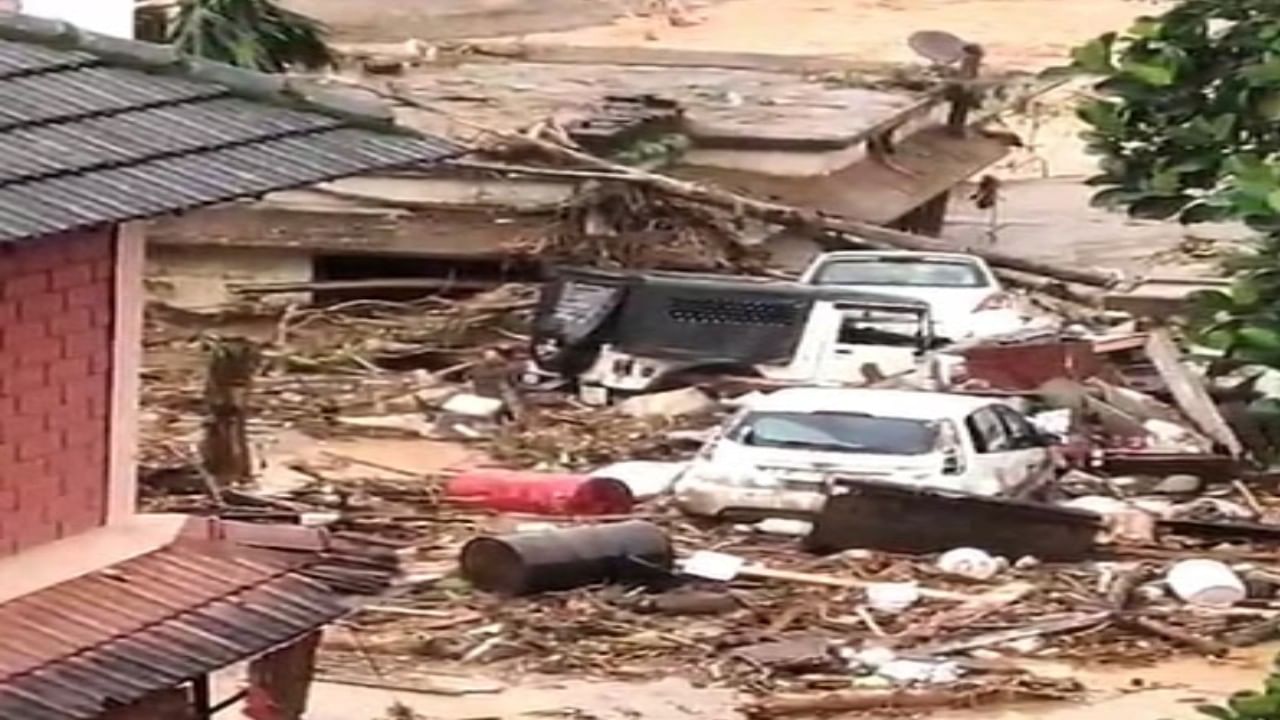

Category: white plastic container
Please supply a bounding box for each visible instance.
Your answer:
[937,547,1001,581]
[865,582,920,613]
[1166,559,1246,608]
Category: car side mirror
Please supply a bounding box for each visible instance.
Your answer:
[1033,429,1060,448]
[942,448,963,475]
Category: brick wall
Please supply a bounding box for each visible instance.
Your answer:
[0,228,115,557]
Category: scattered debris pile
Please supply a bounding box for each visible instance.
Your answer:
[135,242,1280,717]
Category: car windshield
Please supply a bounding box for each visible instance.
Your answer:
[732,411,940,455]
[837,308,924,347]
[813,258,987,288]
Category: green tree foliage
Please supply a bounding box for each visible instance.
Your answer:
[150,0,336,72]
[1070,0,1280,364]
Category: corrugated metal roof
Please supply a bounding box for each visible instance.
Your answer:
[0,22,461,243]
[0,540,345,720]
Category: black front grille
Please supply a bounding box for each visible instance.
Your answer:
[666,297,800,326]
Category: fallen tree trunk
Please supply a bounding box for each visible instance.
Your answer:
[390,90,1118,289]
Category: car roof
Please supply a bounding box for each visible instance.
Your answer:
[813,250,988,265]
[747,387,999,420]
[554,266,930,309]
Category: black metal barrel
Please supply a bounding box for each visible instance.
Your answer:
[460,520,674,595]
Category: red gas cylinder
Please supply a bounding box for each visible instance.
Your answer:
[445,470,634,516]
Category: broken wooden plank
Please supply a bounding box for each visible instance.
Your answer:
[1039,378,1148,438]
[737,565,970,602]
[1120,615,1229,657]
[908,611,1112,656]
[1145,330,1244,457]
[232,278,501,295]
[1225,616,1280,647]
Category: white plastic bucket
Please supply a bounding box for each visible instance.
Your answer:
[937,547,1001,581]
[1166,559,1246,608]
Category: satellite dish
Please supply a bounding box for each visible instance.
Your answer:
[908,30,970,66]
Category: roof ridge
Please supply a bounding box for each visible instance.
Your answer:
[0,11,404,132]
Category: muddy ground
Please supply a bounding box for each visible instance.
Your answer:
[293,0,1166,71]
[283,0,671,42]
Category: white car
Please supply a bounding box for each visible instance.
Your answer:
[674,387,1054,519]
[799,251,1025,342]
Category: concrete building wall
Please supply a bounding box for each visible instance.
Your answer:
[146,244,314,311]
[0,228,116,556]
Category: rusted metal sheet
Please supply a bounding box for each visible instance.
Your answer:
[806,478,1103,561]
[963,339,1101,392]
[0,540,344,720]
[1091,450,1241,481]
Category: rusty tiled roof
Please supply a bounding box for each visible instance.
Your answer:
[0,539,346,720]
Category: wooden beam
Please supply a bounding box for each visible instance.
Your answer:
[231,278,502,295]
[1145,329,1244,457]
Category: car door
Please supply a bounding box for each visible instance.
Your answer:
[990,404,1055,491]
[961,406,1018,495]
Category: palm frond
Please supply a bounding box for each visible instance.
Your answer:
[169,0,335,72]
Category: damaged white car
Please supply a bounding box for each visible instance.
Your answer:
[800,251,1030,343]
[674,387,1055,519]
[524,267,936,405]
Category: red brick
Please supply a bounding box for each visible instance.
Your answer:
[18,291,64,321]
[0,441,16,467]
[3,365,46,396]
[61,328,106,360]
[93,261,114,284]
[17,339,62,367]
[65,283,108,310]
[90,304,114,330]
[17,433,59,462]
[17,387,61,416]
[88,350,111,375]
[4,319,47,347]
[47,307,92,337]
[47,357,90,382]
[50,262,94,291]
[3,272,49,298]
[0,228,113,558]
